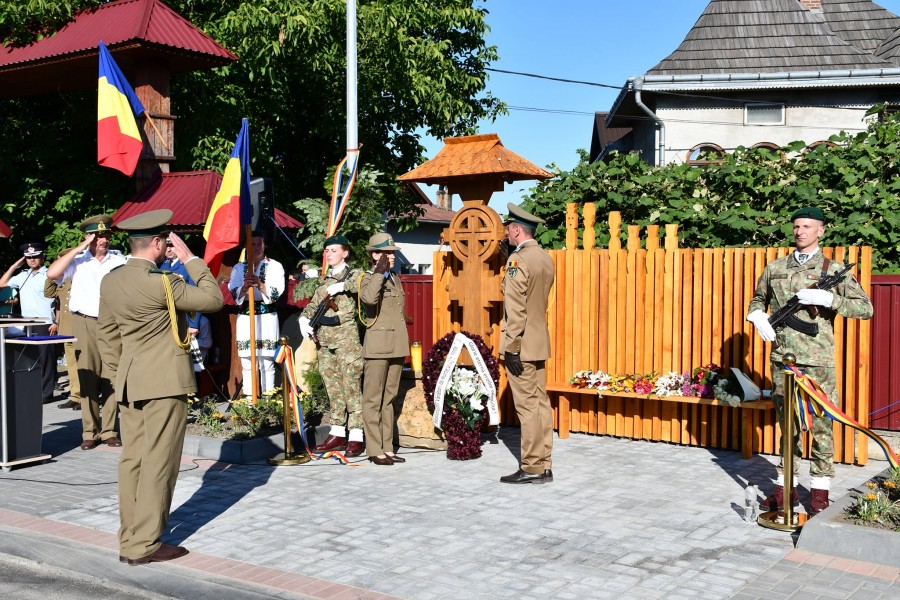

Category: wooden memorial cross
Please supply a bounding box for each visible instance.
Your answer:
[397,133,553,351]
[443,198,505,342]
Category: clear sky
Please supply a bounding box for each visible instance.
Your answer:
[419,0,900,212]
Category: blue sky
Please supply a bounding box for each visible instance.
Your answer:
[419,0,900,212]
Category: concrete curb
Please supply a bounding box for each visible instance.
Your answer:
[180,425,331,464]
[796,468,900,567]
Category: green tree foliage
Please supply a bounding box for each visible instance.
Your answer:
[523,111,900,272]
[0,0,500,262]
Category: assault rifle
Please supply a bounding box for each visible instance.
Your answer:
[308,267,352,348]
[768,262,856,336]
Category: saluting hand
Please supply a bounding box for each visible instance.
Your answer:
[373,254,390,275]
[167,232,195,264]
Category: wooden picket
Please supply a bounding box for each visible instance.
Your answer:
[432,204,873,464]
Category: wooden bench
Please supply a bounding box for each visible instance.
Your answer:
[546,383,774,459]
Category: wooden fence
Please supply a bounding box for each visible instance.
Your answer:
[433,203,873,464]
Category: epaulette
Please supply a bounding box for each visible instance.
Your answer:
[149,268,173,275]
[109,264,126,272]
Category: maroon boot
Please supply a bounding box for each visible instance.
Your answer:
[765,485,800,511]
[810,488,830,515]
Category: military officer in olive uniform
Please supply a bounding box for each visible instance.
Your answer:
[97,210,224,565]
[359,233,409,465]
[499,203,555,484]
[748,206,873,515]
[299,235,365,456]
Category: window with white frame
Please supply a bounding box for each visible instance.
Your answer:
[744,103,785,125]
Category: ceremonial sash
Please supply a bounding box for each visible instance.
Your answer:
[432,333,499,429]
[274,344,357,466]
[786,365,899,468]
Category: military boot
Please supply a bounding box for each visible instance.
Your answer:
[810,488,830,515]
[809,476,831,515]
[765,485,799,511]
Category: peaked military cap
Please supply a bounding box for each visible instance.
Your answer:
[790,206,825,223]
[80,215,114,233]
[323,234,350,248]
[503,202,545,228]
[366,232,399,251]
[116,209,173,238]
[20,242,45,257]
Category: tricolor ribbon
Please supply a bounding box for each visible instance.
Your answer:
[786,365,899,468]
[274,343,358,466]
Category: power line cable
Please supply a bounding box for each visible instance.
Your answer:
[489,66,899,113]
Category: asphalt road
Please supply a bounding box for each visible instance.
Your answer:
[0,554,165,600]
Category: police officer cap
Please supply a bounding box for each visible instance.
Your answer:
[323,234,350,248]
[502,202,545,228]
[20,242,45,257]
[365,232,399,251]
[80,214,114,233]
[116,209,173,238]
[790,206,825,223]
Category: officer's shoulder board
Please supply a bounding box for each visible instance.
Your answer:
[109,264,125,273]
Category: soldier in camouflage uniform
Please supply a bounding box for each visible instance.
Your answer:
[299,235,365,457]
[748,206,873,515]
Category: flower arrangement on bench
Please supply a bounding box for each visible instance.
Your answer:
[570,364,724,400]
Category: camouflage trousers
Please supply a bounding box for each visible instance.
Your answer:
[318,345,364,431]
[771,361,836,478]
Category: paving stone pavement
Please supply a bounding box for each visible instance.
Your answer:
[0,383,898,599]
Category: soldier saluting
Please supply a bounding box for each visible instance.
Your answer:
[747,206,873,515]
[97,209,224,565]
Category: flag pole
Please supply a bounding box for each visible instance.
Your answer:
[143,113,172,155]
[246,223,259,404]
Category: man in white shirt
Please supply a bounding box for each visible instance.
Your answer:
[46,215,127,450]
[0,242,58,403]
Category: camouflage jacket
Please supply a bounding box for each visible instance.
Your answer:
[748,251,873,366]
[301,266,362,351]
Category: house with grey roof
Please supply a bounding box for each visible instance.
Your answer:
[595,0,900,166]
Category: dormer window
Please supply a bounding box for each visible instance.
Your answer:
[745,103,785,126]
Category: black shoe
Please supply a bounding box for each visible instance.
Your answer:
[543,469,553,483]
[500,469,545,484]
[58,399,78,410]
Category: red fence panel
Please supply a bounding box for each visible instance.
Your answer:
[870,275,900,431]
[400,275,434,362]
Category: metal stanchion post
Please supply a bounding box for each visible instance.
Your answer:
[269,337,310,466]
[758,353,808,531]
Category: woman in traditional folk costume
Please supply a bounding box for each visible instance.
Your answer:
[228,232,285,396]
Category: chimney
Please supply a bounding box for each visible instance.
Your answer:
[435,185,452,210]
[799,0,822,10]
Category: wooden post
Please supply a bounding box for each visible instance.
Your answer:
[608,212,622,252]
[583,203,596,251]
[565,203,578,249]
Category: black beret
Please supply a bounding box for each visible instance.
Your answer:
[790,207,825,223]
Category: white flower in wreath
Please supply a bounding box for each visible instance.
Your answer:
[449,367,488,412]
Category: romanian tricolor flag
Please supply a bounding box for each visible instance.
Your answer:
[203,119,252,276]
[788,365,900,468]
[97,41,145,176]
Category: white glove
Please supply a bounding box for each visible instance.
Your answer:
[797,288,833,308]
[299,316,314,339]
[747,310,776,343]
[326,282,345,296]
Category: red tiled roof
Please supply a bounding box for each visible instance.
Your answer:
[0,0,236,97]
[112,171,303,230]
[402,182,454,223]
[398,133,553,185]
